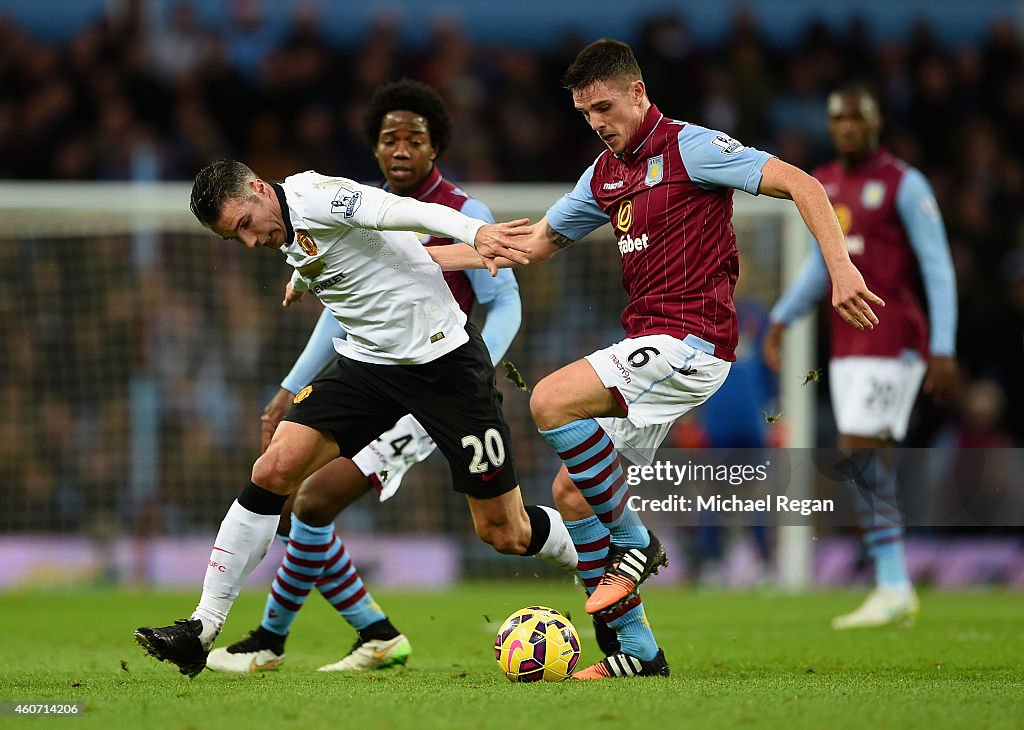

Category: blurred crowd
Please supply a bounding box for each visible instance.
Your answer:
[1,1,1023,541]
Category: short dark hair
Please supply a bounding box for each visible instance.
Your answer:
[362,79,452,157]
[190,160,259,227]
[562,38,643,92]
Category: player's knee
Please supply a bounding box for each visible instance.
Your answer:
[530,377,568,431]
[250,452,300,495]
[276,513,291,537]
[292,488,335,527]
[551,473,578,509]
[551,472,592,521]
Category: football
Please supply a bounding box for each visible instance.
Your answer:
[494,605,581,682]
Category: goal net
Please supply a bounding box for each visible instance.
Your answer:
[0,181,813,587]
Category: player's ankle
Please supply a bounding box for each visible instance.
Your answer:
[191,612,222,651]
[255,625,288,654]
[358,618,400,642]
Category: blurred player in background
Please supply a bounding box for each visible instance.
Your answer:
[133,159,575,678]
[430,39,883,679]
[764,85,957,629]
[205,80,524,675]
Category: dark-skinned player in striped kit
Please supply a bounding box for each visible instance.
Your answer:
[765,85,957,630]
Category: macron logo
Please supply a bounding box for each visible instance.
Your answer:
[603,181,624,190]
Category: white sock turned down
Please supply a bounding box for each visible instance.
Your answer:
[191,501,279,649]
[532,505,579,572]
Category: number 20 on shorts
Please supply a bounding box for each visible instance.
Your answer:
[461,429,506,474]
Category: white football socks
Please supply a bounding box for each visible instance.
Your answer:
[192,500,279,649]
[532,505,579,573]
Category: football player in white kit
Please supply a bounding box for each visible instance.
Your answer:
[134,160,576,678]
[206,81,523,675]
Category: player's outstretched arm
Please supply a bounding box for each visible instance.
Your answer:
[282,280,305,308]
[374,195,530,269]
[923,355,958,401]
[427,243,518,273]
[261,388,294,453]
[481,215,572,266]
[429,217,571,274]
[762,323,785,373]
[262,306,343,451]
[896,168,959,400]
[472,218,533,270]
[764,247,830,371]
[532,216,576,261]
[758,157,885,331]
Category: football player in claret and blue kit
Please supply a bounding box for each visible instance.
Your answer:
[765,85,957,630]
[427,39,883,679]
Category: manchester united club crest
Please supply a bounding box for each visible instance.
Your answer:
[293,385,313,404]
[644,155,664,187]
[295,229,318,256]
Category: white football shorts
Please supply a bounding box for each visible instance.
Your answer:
[585,333,731,465]
[351,413,436,501]
[829,352,927,441]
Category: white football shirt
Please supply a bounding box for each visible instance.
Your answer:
[278,171,478,365]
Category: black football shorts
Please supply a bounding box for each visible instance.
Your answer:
[282,323,518,499]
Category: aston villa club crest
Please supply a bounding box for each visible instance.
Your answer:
[861,181,886,210]
[644,155,664,187]
[295,229,318,256]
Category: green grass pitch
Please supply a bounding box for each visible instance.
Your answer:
[1,583,1021,729]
